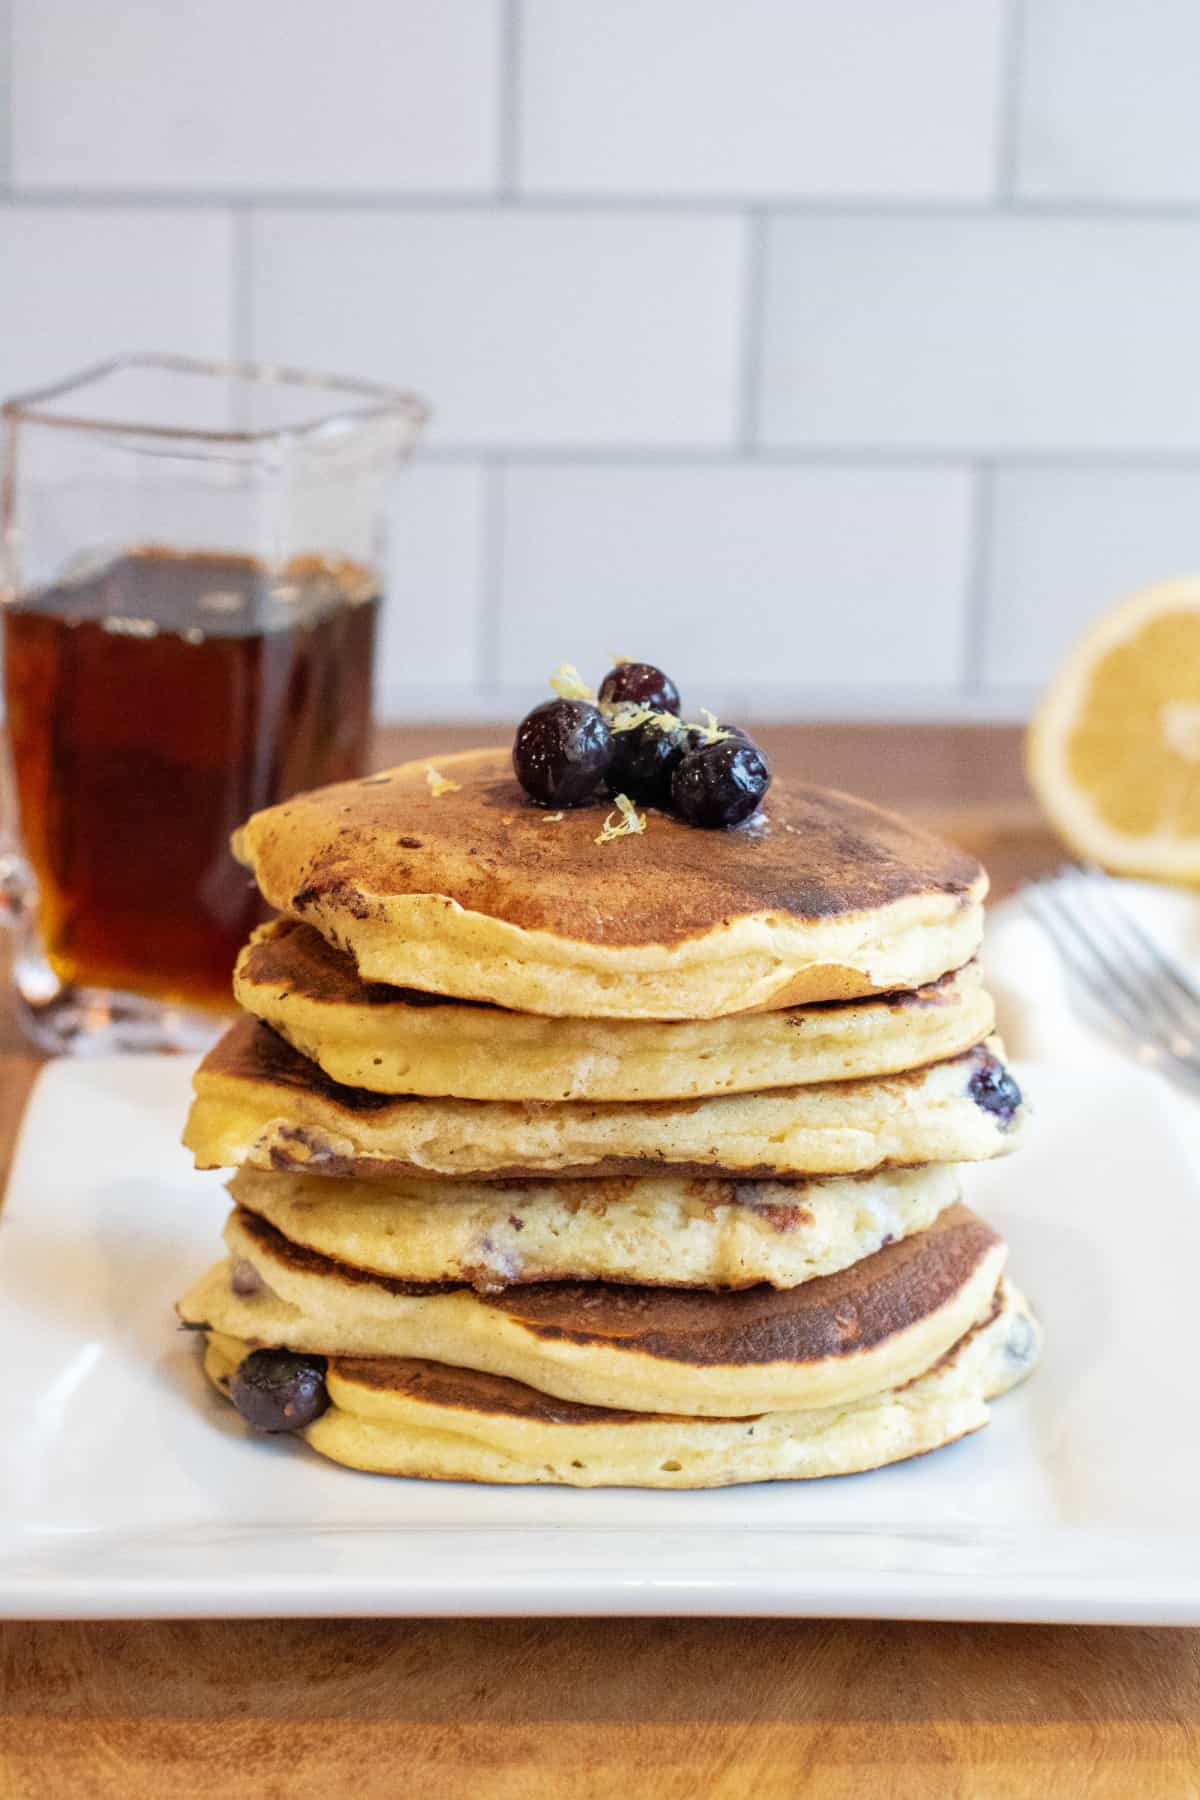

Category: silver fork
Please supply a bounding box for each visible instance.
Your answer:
[1023,864,1200,1089]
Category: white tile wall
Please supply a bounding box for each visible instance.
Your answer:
[985,469,1200,690]
[248,210,746,448]
[497,465,974,699]
[1017,0,1200,201]
[519,0,1005,198]
[378,464,488,714]
[12,0,502,192]
[0,208,232,397]
[4,2,1200,721]
[760,217,1200,452]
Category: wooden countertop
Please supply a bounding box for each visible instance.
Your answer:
[3,724,1196,1800]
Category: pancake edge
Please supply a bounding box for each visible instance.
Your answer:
[234,921,998,1101]
[194,1279,1039,1486]
[177,1204,1009,1417]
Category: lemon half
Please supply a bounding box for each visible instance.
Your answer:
[1026,576,1200,882]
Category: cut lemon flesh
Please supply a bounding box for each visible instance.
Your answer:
[1026,577,1200,881]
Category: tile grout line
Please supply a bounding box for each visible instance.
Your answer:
[496,0,523,196]
[14,189,1200,219]
[961,460,995,693]
[411,443,1200,470]
[475,457,508,691]
[736,208,768,452]
[994,0,1027,204]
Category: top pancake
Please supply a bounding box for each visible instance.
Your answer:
[234,749,987,1019]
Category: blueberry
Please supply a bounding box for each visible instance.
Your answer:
[230,1257,262,1296]
[229,1348,329,1433]
[1004,1311,1037,1367]
[606,716,686,806]
[671,738,771,829]
[967,1056,1023,1124]
[513,698,613,808]
[598,662,681,716]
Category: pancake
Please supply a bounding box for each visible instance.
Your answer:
[229,1162,961,1292]
[184,1018,1026,1180]
[199,1279,1039,1485]
[232,749,987,1018]
[177,1202,1008,1416]
[234,919,995,1100]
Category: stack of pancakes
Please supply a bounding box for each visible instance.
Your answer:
[178,748,1040,1487]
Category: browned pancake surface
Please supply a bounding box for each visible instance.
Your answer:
[238,749,984,949]
[238,1207,454,1295]
[195,1016,1006,1181]
[242,916,974,1019]
[205,1015,403,1113]
[241,918,479,1010]
[235,1202,999,1370]
[331,1290,1007,1427]
[333,1355,721,1426]
[203,1013,983,1118]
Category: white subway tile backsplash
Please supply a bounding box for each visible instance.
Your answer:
[985,468,1200,690]
[249,210,745,449]
[496,465,973,694]
[376,462,488,713]
[1017,0,1200,201]
[520,0,1005,198]
[12,0,502,192]
[0,208,232,398]
[10,0,1200,724]
[761,217,1200,452]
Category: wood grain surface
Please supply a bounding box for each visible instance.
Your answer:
[3,724,1194,1800]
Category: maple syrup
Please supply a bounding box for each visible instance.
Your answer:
[3,547,377,1011]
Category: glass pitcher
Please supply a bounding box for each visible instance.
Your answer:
[0,353,426,1054]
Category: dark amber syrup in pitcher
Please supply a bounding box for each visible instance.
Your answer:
[4,547,377,1011]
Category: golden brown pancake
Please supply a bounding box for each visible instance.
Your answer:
[184,1017,1027,1180]
[178,1202,1008,1415]
[233,1199,998,1362]
[197,1278,1040,1485]
[227,1161,962,1292]
[233,918,996,1100]
[232,749,987,1017]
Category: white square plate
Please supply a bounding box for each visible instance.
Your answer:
[2,1055,1198,1622]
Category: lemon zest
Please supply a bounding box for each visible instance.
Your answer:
[549,663,595,701]
[600,699,732,744]
[595,793,646,845]
[607,704,677,735]
[540,810,565,823]
[694,708,731,745]
[425,765,461,797]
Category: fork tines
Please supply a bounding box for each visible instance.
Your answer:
[1023,865,1200,1078]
